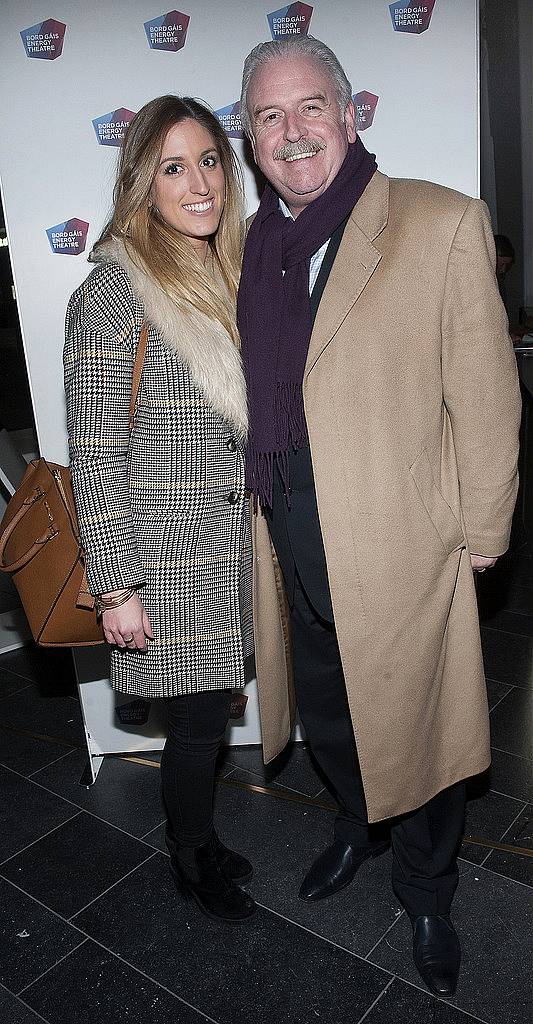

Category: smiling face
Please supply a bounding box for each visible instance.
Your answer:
[151,118,226,255]
[247,55,356,217]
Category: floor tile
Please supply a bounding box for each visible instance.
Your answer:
[361,978,486,1023]
[0,876,82,994]
[0,688,84,746]
[482,804,533,887]
[138,821,167,854]
[0,765,79,864]
[488,687,532,757]
[1,811,154,919]
[481,628,533,689]
[498,582,533,616]
[461,784,526,865]
[485,679,512,711]
[0,987,48,1024]
[0,726,77,777]
[499,802,533,849]
[0,647,76,694]
[0,669,32,701]
[488,746,532,802]
[77,854,391,1024]
[22,939,208,1024]
[482,848,533,887]
[480,608,533,638]
[368,860,533,1024]
[0,591,21,614]
[220,741,326,797]
[207,769,400,956]
[33,750,165,839]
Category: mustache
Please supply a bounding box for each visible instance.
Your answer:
[273,139,326,161]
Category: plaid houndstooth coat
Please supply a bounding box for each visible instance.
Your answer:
[64,237,253,697]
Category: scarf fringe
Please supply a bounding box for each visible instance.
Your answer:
[247,383,308,509]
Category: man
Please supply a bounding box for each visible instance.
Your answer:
[237,36,521,997]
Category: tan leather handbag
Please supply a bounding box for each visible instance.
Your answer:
[0,324,148,647]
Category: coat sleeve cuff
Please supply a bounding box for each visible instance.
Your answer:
[84,553,146,596]
[465,529,512,558]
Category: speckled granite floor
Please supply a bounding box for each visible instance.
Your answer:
[0,543,531,1024]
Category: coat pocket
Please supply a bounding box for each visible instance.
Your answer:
[409,447,465,555]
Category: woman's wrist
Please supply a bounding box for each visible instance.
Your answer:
[94,588,137,616]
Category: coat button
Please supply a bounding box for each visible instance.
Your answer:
[226,438,237,452]
[227,491,239,505]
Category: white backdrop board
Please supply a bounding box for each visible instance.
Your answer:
[0,0,479,779]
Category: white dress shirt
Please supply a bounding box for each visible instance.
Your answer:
[279,197,330,295]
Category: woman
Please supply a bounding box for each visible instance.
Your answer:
[64,96,255,922]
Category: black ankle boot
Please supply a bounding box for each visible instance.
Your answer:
[165,825,253,884]
[212,831,254,883]
[169,836,256,922]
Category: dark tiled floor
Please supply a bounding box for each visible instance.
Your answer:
[0,876,82,993]
[33,749,166,838]
[0,765,79,864]
[368,860,533,1024]
[1,812,155,919]
[361,978,488,1022]
[219,739,326,797]
[22,940,209,1024]
[76,855,391,1024]
[0,544,530,1023]
[0,986,48,1023]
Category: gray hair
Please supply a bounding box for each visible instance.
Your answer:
[240,35,353,138]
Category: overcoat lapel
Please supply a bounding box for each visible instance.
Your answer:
[305,170,389,378]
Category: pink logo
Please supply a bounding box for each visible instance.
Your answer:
[92,109,136,147]
[353,91,379,132]
[389,1,436,34]
[46,218,89,256]
[267,3,313,40]
[20,18,66,60]
[144,10,190,51]
[215,101,243,140]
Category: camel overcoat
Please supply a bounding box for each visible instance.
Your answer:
[251,171,521,823]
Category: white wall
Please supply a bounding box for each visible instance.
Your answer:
[0,1,480,761]
[1,0,479,464]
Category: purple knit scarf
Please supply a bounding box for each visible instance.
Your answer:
[238,139,377,509]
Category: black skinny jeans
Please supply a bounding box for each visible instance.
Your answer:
[160,690,232,848]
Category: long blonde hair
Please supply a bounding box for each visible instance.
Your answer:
[94,95,244,342]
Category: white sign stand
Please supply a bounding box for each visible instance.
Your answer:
[74,646,266,785]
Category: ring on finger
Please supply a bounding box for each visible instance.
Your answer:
[123,635,135,642]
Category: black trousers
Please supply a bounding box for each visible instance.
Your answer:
[291,571,466,918]
[160,690,232,848]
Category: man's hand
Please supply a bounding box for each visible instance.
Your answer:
[470,553,498,573]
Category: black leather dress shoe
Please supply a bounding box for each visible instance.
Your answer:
[299,838,389,901]
[412,915,461,997]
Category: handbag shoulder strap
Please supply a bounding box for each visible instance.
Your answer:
[128,321,149,432]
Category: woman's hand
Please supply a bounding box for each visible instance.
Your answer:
[101,592,154,650]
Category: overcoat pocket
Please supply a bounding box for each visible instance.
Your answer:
[409,447,465,554]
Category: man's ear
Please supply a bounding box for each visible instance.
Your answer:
[249,132,257,160]
[344,101,357,144]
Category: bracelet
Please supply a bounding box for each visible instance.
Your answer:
[94,588,136,616]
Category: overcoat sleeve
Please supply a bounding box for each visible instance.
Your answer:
[63,262,146,595]
[441,198,521,556]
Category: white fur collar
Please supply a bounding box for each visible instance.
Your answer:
[93,237,247,438]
